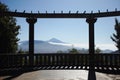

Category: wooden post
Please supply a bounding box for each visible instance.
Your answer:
[26,18,37,54]
[86,18,97,80]
[26,17,37,67]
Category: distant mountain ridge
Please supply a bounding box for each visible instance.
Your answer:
[18,38,113,53]
[18,38,71,53]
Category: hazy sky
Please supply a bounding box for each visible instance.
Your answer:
[1,0,120,50]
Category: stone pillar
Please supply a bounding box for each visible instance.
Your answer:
[26,18,37,54]
[86,18,97,80]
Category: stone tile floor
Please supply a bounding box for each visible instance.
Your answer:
[0,70,120,80]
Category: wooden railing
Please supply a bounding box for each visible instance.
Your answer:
[94,54,120,67]
[0,54,120,70]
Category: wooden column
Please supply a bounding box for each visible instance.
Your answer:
[26,18,37,67]
[86,18,97,80]
[26,18,37,54]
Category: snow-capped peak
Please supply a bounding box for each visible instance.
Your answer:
[47,38,64,43]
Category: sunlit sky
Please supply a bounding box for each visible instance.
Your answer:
[1,0,120,50]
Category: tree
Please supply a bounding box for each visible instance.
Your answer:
[0,2,20,54]
[95,47,101,54]
[57,50,64,53]
[68,48,79,54]
[111,18,120,52]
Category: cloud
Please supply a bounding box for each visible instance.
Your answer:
[95,44,117,51]
[72,43,117,51]
[49,42,117,51]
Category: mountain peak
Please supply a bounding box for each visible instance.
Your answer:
[48,38,64,43]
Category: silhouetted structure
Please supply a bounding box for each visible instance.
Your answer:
[0,10,120,80]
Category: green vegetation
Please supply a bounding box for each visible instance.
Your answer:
[0,2,20,54]
[56,48,80,54]
[111,18,120,52]
[57,50,64,53]
[95,47,101,54]
[68,48,79,54]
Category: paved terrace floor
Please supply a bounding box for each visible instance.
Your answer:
[0,70,120,80]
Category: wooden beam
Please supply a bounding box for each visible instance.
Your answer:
[0,10,120,18]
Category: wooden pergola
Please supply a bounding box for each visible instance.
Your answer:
[0,10,120,80]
